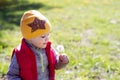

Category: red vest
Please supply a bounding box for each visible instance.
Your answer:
[12,39,56,80]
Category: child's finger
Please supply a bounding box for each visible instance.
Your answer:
[59,55,69,63]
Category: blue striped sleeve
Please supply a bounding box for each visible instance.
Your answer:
[6,53,21,80]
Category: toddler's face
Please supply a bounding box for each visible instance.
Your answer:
[28,33,50,49]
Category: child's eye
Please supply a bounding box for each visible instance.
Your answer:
[41,33,50,38]
[41,36,45,38]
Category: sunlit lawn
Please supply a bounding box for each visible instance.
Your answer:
[0,0,120,80]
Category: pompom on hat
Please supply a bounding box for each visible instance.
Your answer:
[20,10,51,40]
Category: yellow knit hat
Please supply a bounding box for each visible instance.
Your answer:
[20,10,51,40]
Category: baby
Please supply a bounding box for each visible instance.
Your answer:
[6,10,69,80]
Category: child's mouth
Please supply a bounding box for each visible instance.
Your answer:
[43,43,47,45]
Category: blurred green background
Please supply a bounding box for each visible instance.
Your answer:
[0,0,120,80]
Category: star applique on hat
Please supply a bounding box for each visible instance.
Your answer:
[28,17,46,32]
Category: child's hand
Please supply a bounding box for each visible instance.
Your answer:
[55,54,69,69]
[59,54,69,64]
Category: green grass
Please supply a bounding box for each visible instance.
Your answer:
[0,0,120,80]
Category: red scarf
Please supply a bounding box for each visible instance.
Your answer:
[12,39,56,80]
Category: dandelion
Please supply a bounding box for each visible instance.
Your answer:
[110,19,117,24]
[56,45,65,53]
